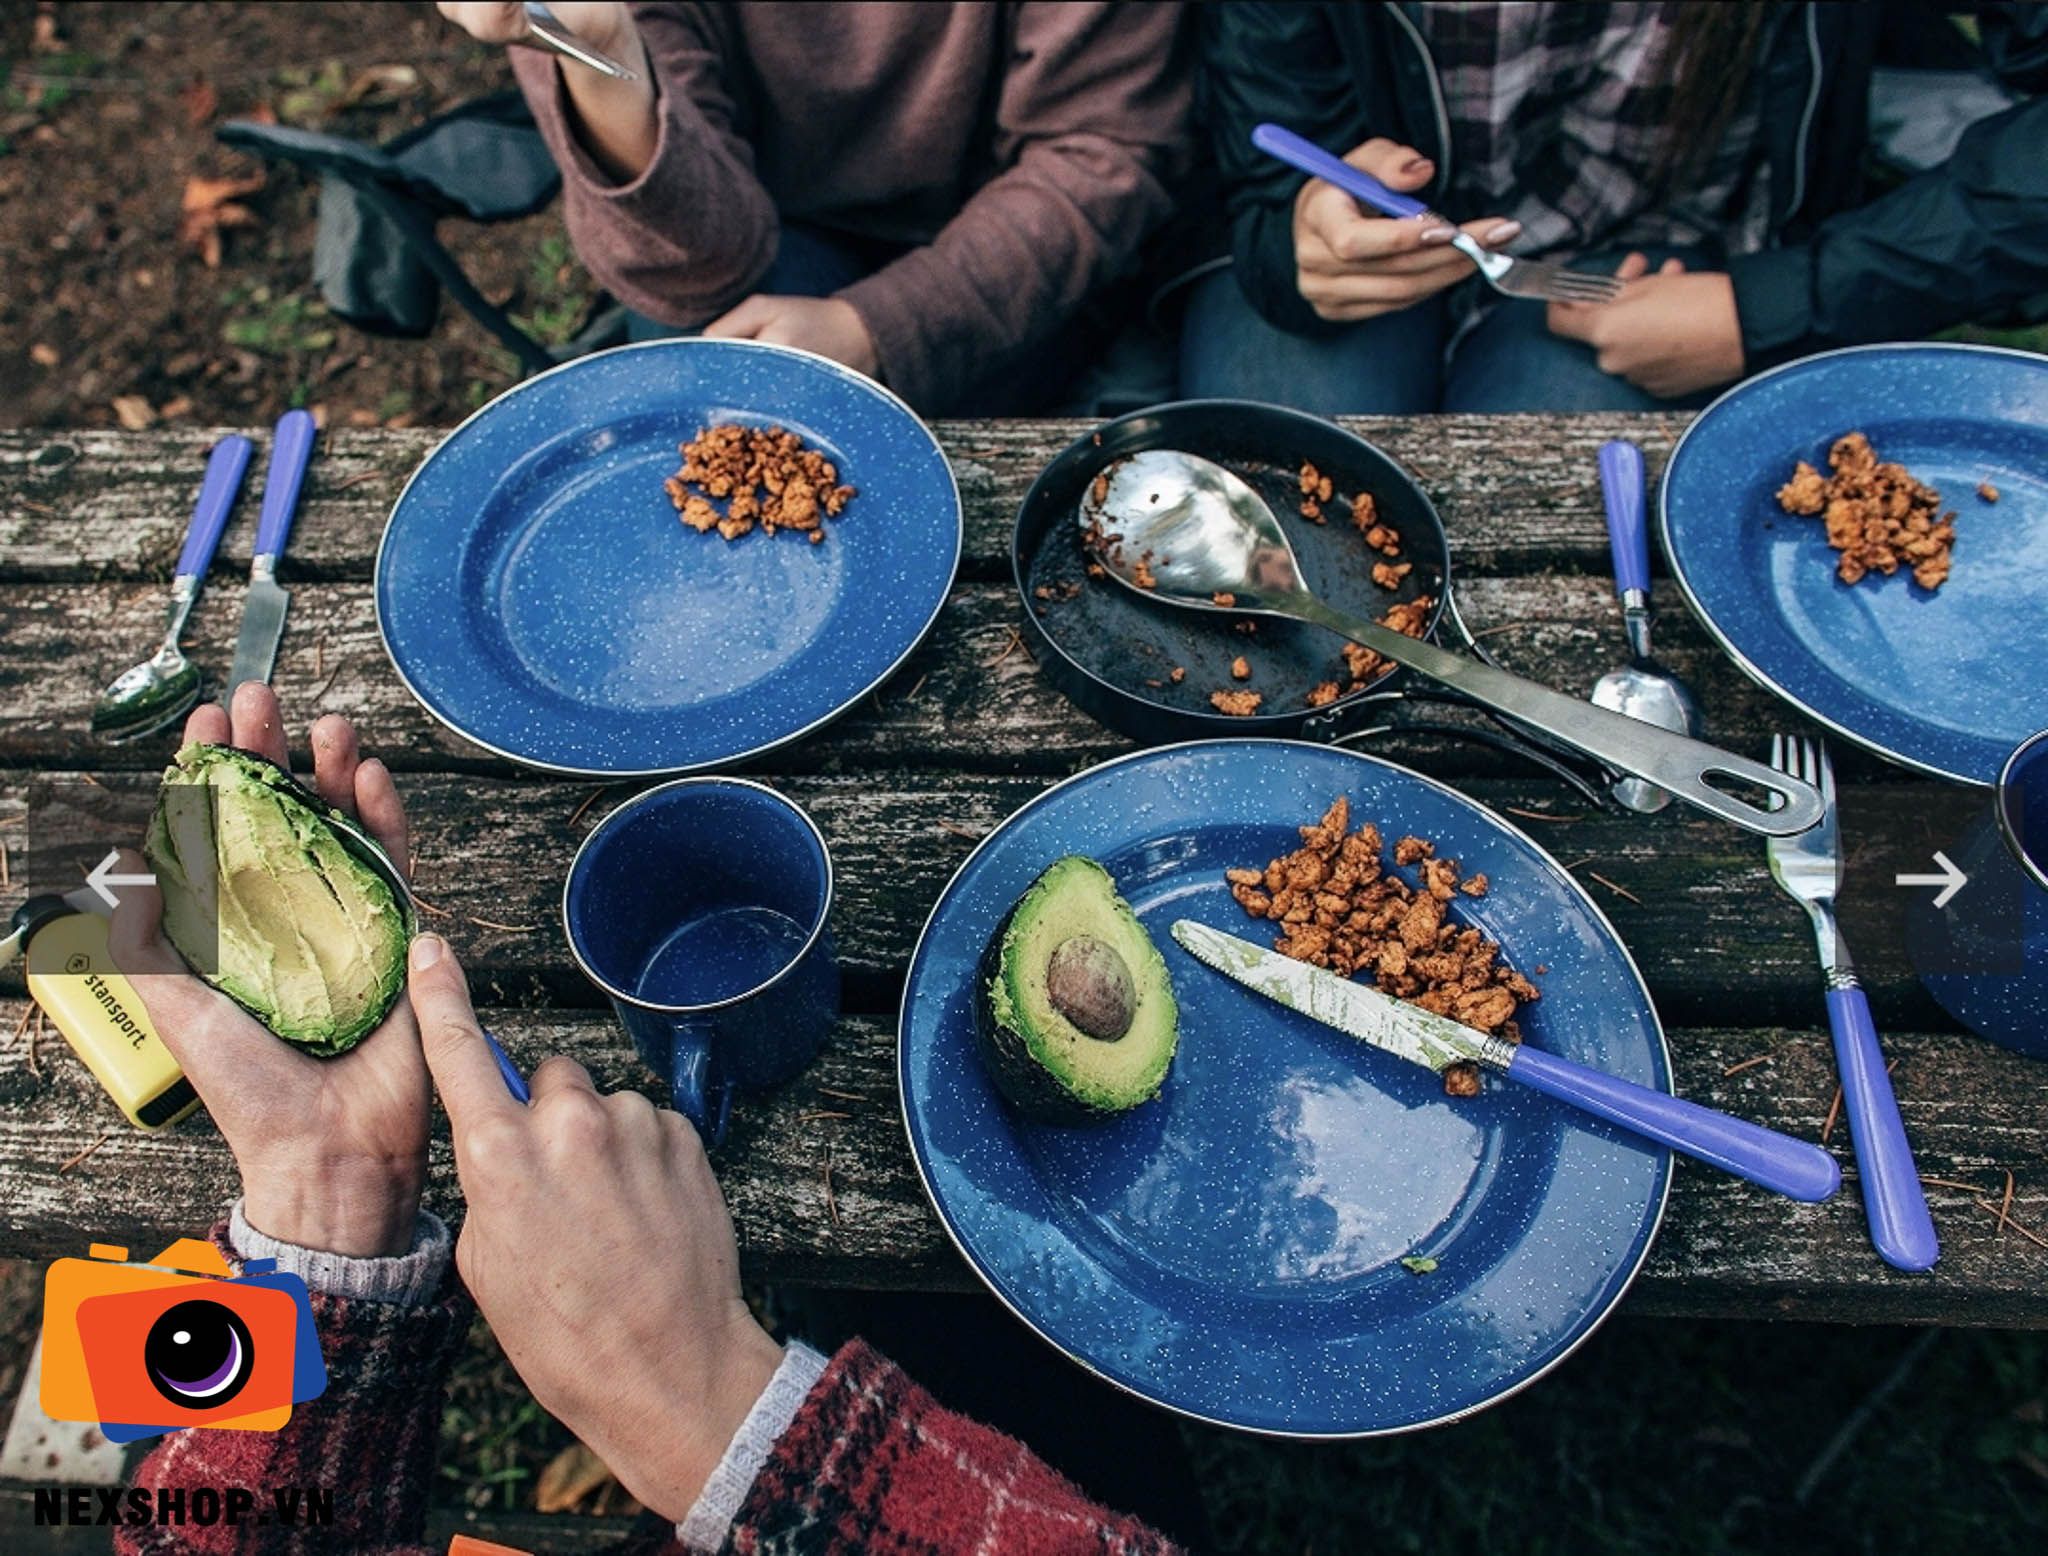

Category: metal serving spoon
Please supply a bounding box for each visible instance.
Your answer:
[1080,449,1822,837]
[1589,441,1703,813]
[91,436,253,744]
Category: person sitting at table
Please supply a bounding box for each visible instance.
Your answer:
[1183,2,2048,414]
[434,1,1195,416]
[105,686,1181,1556]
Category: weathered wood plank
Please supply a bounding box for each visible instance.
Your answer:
[2,1003,2041,1324]
[0,415,1693,583]
[0,574,1922,785]
[0,771,1975,1028]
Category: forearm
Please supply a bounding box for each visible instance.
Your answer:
[1732,97,2048,364]
[713,1340,1180,1556]
[115,1216,468,1556]
[509,18,777,324]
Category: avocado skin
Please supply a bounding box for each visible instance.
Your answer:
[973,902,1123,1126]
[145,743,410,1058]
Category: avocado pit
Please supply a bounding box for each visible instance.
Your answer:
[1046,933,1135,1040]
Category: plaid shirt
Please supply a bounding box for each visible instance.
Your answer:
[1418,1,1773,263]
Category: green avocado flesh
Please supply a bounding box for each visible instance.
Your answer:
[145,743,410,1057]
[975,855,1179,1123]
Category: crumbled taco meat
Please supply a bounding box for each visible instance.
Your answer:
[1227,796,1537,1096]
[1230,655,1252,681]
[1305,680,1341,708]
[1372,560,1413,590]
[1212,592,1236,607]
[1210,689,1262,716]
[1169,665,1186,684]
[1775,432,1955,591]
[666,423,855,544]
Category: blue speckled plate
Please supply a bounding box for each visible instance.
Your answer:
[376,340,959,775]
[900,741,1671,1437]
[1661,343,2048,786]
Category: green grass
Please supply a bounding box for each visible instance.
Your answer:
[221,284,337,357]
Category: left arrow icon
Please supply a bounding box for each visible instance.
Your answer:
[85,849,155,910]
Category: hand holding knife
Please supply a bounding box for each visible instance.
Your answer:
[227,409,317,698]
[1172,920,1841,1203]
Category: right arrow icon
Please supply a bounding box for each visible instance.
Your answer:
[1896,850,1968,909]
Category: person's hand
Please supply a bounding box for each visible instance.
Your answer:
[108,683,428,1259]
[413,935,783,1522]
[1547,252,1746,399]
[1291,137,1520,323]
[436,1,635,54]
[704,295,881,378]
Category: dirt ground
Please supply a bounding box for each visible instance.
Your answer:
[1,0,588,433]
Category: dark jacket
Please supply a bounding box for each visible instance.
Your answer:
[1203,2,2048,368]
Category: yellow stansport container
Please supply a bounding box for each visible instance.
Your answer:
[15,896,198,1129]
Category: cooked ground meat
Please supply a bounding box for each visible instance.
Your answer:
[1775,431,1956,591]
[1978,481,2000,503]
[666,423,855,544]
[1210,689,1263,716]
[1230,655,1252,681]
[1228,796,1538,1096]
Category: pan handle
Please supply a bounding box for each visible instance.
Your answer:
[1283,591,1823,836]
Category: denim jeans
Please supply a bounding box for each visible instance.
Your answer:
[1177,250,1722,414]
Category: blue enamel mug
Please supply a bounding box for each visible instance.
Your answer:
[563,777,839,1142]
[1908,729,2048,1061]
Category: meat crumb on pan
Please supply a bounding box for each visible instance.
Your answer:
[1372,560,1413,590]
[1212,591,1236,607]
[667,424,855,543]
[1305,680,1341,707]
[1775,431,1955,591]
[1210,689,1263,716]
[1230,655,1252,681]
[1169,665,1186,684]
[1228,797,1538,1096]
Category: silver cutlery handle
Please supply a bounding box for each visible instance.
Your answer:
[1285,594,1823,836]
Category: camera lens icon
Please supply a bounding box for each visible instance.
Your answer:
[143,1299,255,1410]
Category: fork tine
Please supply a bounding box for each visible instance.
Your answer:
[1800,736,1819,788]
[1815,739,1836,807]
[1770,731,1787,775]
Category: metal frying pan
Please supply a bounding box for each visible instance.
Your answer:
[1013,400,1607,799]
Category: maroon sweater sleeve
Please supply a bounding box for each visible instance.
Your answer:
[510,4,778,328]
[114,1227,472,1556]
[835,2,1192,410]
[720,1340,1181,1555]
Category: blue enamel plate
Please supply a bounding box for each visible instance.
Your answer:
[1661,343,2048,786]
[900,740,1671,1436]
[376,340,959,775]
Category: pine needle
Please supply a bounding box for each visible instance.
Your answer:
[1502,806,1582,823]
[60,1132,111,1173]
[1721,1054,1772,1077]
[1587,871,1641,905]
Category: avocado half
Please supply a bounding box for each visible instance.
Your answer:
[144,743,411,1057]
[974,855,1179,1124]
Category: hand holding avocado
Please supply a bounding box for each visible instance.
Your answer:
[109,685,429,1259]
[411,932,785,1521]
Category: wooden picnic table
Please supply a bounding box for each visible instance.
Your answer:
[2,417,2043,1329]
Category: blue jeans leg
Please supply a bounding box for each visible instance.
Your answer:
[1177,268,1446,414]
[626,225,887,341]
[1443,248,1723,413]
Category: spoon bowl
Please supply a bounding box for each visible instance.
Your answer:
[1080,448,1823,837]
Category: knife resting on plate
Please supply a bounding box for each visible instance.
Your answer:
[1172,920,1841,1203]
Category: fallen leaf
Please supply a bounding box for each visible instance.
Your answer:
[180,77,218,129]
[110,395,155,431]
[179,171,265,267]
[29,343,58,368]
[245,102,279,126]
[159,396,193,419]
[535,1442,617,1514]
[338,63,419,109]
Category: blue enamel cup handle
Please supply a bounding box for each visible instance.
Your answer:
[480,1028,532,1105]
[1826,986,1940,1269]
[1507,1044,1842,1202]
[177,436,255,582]
[254,409,317,561]
[1251,122,1431,220]
[1598,439,1651,598]
[669,1028,736,1146]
